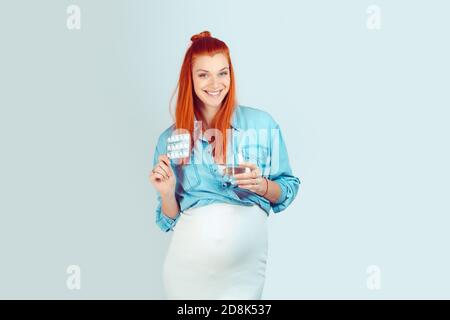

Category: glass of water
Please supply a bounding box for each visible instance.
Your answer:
[216,164,251,187]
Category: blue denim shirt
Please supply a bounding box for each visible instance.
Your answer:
[152,105,301,232]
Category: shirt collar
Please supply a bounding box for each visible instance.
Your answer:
[230,106,241,131]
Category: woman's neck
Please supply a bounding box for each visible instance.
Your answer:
[198,103,220,129]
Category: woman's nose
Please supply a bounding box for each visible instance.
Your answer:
[209,75,219,87]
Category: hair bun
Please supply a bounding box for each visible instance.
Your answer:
[191,31,212,42]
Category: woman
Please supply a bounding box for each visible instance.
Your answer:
[149,31,300,299]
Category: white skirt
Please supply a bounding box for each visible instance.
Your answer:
[163,202,269,300]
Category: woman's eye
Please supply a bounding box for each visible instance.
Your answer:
[220,72,229,76]
[199,74,207,78]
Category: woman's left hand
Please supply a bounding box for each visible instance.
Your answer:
[233,162,267,196]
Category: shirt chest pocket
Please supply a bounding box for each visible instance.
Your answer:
[240,145,270,170]
[177,164,201,192]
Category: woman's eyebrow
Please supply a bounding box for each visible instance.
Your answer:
[195,67,229,73]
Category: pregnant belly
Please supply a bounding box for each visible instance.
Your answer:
[168,202,268,273]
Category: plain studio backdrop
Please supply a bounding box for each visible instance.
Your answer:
[0,0,449,299]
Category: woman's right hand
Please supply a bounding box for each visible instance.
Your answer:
[149,155,176,197]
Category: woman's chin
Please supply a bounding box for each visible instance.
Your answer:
[202,99,224,109]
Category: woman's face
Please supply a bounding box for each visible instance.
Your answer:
[192,53,230,110]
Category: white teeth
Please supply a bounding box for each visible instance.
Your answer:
[205,90,222,96]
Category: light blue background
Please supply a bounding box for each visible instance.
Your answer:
[1,0,449,299]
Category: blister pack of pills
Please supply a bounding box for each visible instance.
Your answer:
[167,133,191,159]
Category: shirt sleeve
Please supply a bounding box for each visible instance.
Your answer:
[268,123,301,213]
[153,140,181,232]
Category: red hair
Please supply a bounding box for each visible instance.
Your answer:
[170,31,237,165]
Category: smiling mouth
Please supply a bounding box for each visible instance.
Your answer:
[204,90,223,97]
